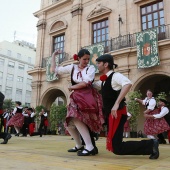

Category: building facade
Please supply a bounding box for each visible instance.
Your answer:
[30,0,170,131]
[0,40,36,106]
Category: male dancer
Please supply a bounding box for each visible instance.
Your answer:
[94,54,159,159]
[0,92,12,144]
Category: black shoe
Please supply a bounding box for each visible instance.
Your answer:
[68,146,84,152]
[158,139,166,144]
[149,139,159,159]
[77,148,96,156]
[15,133,20,137]
[94,146,98,154]
[1,134,12,144]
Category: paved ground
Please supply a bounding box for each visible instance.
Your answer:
[0,135,170,170]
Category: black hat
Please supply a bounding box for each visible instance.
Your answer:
[159,98,168,105]
[96,54,118,68]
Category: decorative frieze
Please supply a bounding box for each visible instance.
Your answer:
[36,19,46,30]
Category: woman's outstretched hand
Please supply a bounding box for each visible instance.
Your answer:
[50,50,62,73]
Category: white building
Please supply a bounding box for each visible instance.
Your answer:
[0,40,36,106]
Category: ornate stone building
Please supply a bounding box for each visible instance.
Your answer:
[29,0,170,131]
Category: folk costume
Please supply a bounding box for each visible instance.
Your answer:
[95,54,158,159]
[7,106,24,128]
[55,64,104,133]
[39,111,48,135]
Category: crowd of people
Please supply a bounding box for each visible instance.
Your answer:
[0,48,170,161]
[0,94,49,144]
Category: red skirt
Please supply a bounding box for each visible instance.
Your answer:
[144,108,170,135]
[7,113,24,128]
[65,87,104,133]
[29,123,35,135]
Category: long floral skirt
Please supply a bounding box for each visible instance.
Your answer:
[7,113,24,128]
[65,87,104,133]
[144,108,170,135]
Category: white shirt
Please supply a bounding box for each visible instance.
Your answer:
[93,70,132,91]
[142,97,156,110]
[39,112,47,117]
[55,64,95,84]
[153,106,169,119]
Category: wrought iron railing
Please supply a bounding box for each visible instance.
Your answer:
[103,24,170,53]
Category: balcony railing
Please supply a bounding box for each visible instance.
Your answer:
[104,24,170,53]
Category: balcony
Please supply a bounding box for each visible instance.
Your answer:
[104,24,170,53]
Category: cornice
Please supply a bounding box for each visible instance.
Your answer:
[33,0,72,18]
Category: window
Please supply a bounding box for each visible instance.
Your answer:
[8,61,15,68]
[18,64,24,70]
[141,1,164,31]
[25,103,30,107]
[26,91,31,98]
[0,72,3,79]
[7,50,11,57]
[7,74,13,81]
[92,19,109,50]
[17,53,21,60]
[5,87,12,95]
[53,34,65,63]
[17,76,23,82]
[16,89,22,101]
[0,59,4,66]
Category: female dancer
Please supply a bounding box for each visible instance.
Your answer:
[7,101,24,136]
[51,49,104,156]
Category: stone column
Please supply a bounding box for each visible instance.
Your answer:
[70,0,83,54]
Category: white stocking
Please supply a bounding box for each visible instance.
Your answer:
[14,126,20,133]
[73,118,94,152]
[67,124,82,149]
[147,135,155,139]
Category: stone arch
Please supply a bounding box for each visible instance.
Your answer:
[49,19,68,34]
[40,87,68,110]
[131,71,170,132]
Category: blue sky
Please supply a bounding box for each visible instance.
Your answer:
[0,0,41,45]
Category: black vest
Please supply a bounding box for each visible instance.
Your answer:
[101,72,126,117]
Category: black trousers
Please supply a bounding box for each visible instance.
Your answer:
[0,132,7,139]
[39,122,47,135]
[112,115,153,155]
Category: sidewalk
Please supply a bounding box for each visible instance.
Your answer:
[0,135,170,170]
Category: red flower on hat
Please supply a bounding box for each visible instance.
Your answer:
[73,54,78,60]
[100,75,108,82]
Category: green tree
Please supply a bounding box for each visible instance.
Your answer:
[49,103,67,133]
[3,99,15,110]
[127,90,142,132]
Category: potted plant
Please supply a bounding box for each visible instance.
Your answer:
[127,90,142,138]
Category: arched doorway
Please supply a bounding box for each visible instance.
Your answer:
[132,73,170,132]
[41,88,67,110]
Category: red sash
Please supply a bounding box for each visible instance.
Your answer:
[107,106,127,152]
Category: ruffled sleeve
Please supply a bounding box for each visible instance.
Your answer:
[55,64,73,75]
